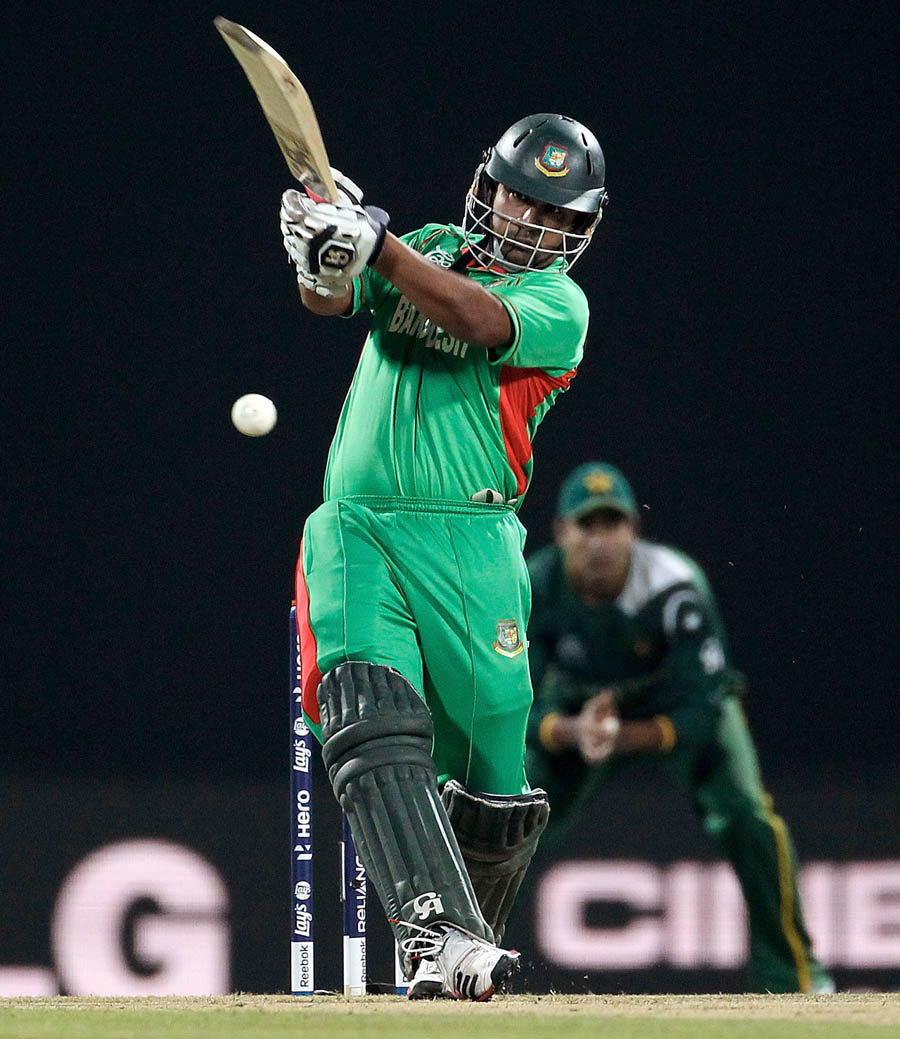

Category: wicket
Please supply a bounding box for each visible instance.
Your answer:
[290,606,408,996]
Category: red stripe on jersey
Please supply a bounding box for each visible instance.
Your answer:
[499,366,576,495]
[418,228,446,251]
[294,543,324,725]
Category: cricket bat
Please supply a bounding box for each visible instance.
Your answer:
[214,16,339,203]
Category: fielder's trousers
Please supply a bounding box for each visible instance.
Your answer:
[526,698,832,993]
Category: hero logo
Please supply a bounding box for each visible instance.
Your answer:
[412,892,445,920]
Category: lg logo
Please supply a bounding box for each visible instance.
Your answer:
[0,839,229,996]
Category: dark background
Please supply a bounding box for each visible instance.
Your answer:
[3,1,895,793]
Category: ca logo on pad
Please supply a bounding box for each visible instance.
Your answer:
[412,891,445,920]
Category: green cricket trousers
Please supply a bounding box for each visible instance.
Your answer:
[295,495,534,795]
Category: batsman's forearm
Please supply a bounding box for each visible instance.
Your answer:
[372,234,512,348]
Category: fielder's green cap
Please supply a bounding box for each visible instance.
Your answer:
[557,462,637,519]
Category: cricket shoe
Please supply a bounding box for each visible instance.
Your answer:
[406,957,447,1000]
[433,926,519,1001]
[809,971,836,994]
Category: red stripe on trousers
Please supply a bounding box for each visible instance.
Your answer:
[499,366,576,495]
[294,541,323,725]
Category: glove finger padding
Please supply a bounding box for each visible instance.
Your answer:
[280,188,384,284]
[294,265,349,298]
[329,167,364,206]
[281,214,350,296]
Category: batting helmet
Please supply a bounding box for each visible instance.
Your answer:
[463,113,609,271]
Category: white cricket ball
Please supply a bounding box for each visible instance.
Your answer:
[231,393,277,437]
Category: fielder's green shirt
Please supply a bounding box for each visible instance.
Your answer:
[526,539,743,749]
[323,224,589,506]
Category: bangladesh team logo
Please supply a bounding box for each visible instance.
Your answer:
[534,144,569,177]
[493,619,524,658]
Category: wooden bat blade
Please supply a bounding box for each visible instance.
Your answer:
[214,17,338,202]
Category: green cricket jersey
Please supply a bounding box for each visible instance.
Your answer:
[526,539,743,749]
[323,224,589,507]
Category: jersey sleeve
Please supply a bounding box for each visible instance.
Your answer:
[633,584,733,749]
[486,271,588,375]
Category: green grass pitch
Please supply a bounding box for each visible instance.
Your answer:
[1,994,898,1039]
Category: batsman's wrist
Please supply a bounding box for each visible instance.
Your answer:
[365,205,390,265]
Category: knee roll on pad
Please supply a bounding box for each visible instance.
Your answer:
[318,663,493,956]
[441,779,550,942]
[319,661,435,798]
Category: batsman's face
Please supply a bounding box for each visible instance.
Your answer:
[556,508,636,599]
[491,184,581,269]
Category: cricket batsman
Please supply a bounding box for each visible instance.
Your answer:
[279,115,609,999]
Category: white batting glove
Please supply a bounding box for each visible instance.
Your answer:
[280,168,389,294]
[329,167,365,207]
[280,190,375,277]
[292,263,347,298]
[280,192,353,297]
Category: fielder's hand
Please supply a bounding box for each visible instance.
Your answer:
[576,690,621,764]
[280,168,390,295]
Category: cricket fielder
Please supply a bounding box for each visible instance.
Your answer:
[280,115,608,999]
[526,461,834,993]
